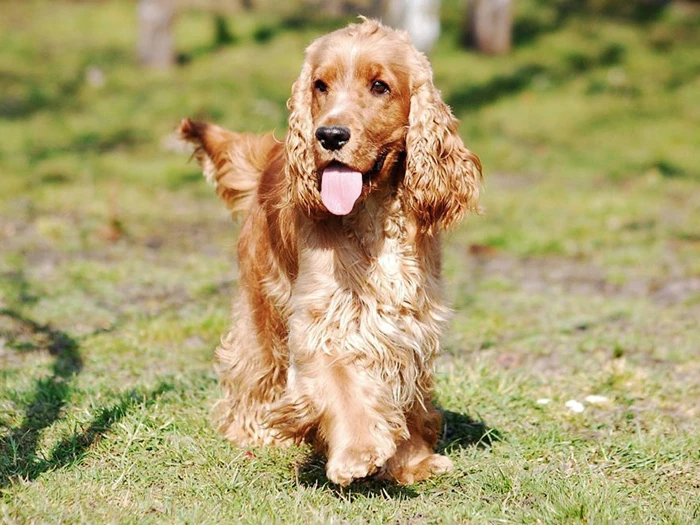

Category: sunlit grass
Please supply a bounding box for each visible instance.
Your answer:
[1,0,699,522]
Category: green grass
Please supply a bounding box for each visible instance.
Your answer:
[1,0,699,523]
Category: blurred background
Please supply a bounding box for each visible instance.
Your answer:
[1,0,699,362]
[2,0,698,236]
[2,0,698,317]
[1,1,699,518]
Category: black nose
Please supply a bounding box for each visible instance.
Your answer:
[315,126,351,151]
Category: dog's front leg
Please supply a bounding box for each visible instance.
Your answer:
[319,353,403,486]
[285,348,406,486]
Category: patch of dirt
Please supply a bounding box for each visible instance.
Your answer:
[465,250,700,306]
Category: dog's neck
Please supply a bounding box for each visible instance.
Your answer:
[340,153,412,249]
[341,187,412,257]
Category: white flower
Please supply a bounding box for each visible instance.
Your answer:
[536,398,552,405]
[565,400,585,413]
[584,395,610,405]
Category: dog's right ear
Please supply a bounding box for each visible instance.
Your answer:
[284,46,330,218]
[178,118,269,213]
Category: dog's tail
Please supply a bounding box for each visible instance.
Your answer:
[178,118,278,213]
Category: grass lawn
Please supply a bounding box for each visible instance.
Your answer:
[1,0,699,522]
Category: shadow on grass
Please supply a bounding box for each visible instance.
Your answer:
[447,42,625,113]
[293,409,500,496]
[439,409,502,452]
[0,304,175,490]
[178,10,355,63]
[511,0,670,47]
[0,74,82,120]
[0,378,175,490]
[0,47,130,120]
[295,453,419,499]
[176,14,239,65]
[27,127,146,165]
[0,306,80,489]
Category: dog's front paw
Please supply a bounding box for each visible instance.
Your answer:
[325,446,391,487]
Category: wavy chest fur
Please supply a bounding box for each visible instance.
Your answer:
[288,195,451,408]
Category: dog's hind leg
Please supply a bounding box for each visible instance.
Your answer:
[213,293,290,447]
[380,399,453,485]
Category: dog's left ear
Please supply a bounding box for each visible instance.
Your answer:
[402,53,482,232]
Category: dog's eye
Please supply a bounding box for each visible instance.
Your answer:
[314,80,328,94]
[370,80,390,95]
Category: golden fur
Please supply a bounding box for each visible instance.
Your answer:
[179,19,481,486]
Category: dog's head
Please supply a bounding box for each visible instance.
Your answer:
[286,18,481,230]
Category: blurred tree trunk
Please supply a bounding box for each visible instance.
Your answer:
[466,0,513,55]
[138,0,175,69]
[384,0,441,54]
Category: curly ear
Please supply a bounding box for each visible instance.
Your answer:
[285,58,325,216]
[403,54,482,232]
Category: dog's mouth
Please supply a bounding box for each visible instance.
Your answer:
[319,151,389,216]
[362,149,388,184]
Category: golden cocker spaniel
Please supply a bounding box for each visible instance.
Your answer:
[179,18,481,486]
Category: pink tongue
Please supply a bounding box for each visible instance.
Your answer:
[320,165,363,215]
